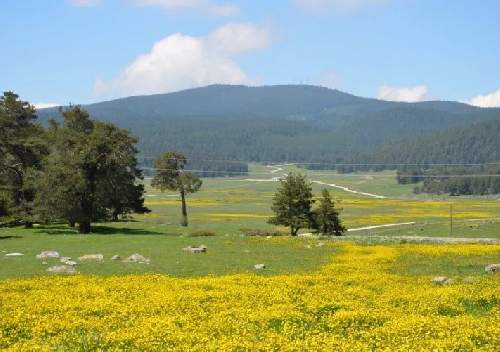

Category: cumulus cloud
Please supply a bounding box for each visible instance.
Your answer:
[294,0,388,11]
[377,85,429,103]
[132,0,240,16]
[34,102,60,109]
[468,89,500,108]
[94,23,270,97]
[68,0,101,7]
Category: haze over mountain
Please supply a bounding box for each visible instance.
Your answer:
[38,84,500,168]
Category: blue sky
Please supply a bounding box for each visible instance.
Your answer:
[1,0,500,107]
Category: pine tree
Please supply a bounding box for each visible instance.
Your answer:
[268,172,315,236]
[313,189,346,236]
[35,106,148,233]
[0,92,46,226]
[151,152,202,227]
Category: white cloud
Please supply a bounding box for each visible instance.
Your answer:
[34,102,60,109]
[131,0,240,16]
[94,23,270,97]
[68,0,101,7]
[377,85,429,103]
[468,89,500,108]
[294,0,388,11]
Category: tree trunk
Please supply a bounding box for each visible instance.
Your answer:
[24,221,33,229]
[112,210,119,222]
[69,221,75,228]
[291,226,299,236]
[180,189,188,227]
[78,221,91,234]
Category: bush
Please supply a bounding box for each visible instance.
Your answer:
[240,228,286,237]
[188,229,216,237]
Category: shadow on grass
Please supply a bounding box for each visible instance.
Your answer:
[34,224,163,236]
[0,235,23,240]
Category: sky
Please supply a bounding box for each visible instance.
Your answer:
[1,0,500,108]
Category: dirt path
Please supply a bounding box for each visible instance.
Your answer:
[311,180,386,199]
[241,165,387,199]
[348,222,416,232]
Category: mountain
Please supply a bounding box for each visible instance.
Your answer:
[374,118,500,165]
[37,84,500,166]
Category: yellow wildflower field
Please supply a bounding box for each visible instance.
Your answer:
[0,243,498,351]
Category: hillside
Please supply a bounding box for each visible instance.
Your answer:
[37,84,500,165]
[375,118,500,164]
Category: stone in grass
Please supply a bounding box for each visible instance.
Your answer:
[47,265,76,274]
[182,245,207,254]
[60,256,72,263]
[123,254,150,264]
[485,264,500,273]
[254,264,266,270]
[5,252,24,257]
[432,276,453,285]
[78,254,104,261]
[111,255,121,261]
[36,250,60,259]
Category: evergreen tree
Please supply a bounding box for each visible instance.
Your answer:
[36,106,147,233]
[268,172,315,236]
[151,151,202,226]
[0,92,46,226]
[312,189,346,236]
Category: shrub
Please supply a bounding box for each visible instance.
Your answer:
[240,228,286,237]
[188,229,216,237]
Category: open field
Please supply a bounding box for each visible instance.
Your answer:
[1,164,500,350]
[1,243,499,351]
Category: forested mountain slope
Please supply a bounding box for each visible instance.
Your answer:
[375,119,500,165]
[37,84,500,165]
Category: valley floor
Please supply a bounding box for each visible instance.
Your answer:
[1,164,499,350]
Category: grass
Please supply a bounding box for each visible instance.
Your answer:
[0,227,337,280]
[392,251,500,276]
[1,163,500,280]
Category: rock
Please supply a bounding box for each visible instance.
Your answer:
[59,256,72,263]
[123,254,150,263]
[316,242,325,247]
[432,276,453,285]
[485,264,500,273]
[64,260,78,266]
[78,254,104,261]
[47,265,76,274]
[304,245,312,249]
[182,245,207,254]
[5,252,24,257]
[462,276,474,283]
[36,250,60,259]
[254,264,266,270]
[111,255,121,261]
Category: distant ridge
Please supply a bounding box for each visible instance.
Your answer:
[37,84,500,165]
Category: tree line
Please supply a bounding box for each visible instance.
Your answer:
[397,166,500,195]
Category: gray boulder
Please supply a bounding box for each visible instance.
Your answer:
[123,254,150,263]
[36,250,60,259]
[5,252,24,257]
[47,265,76,274]
[183,245,207,254]
[78,254,104,261]
[111,255,121,261]
[254,264,266,270]
[485,264,500,273]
